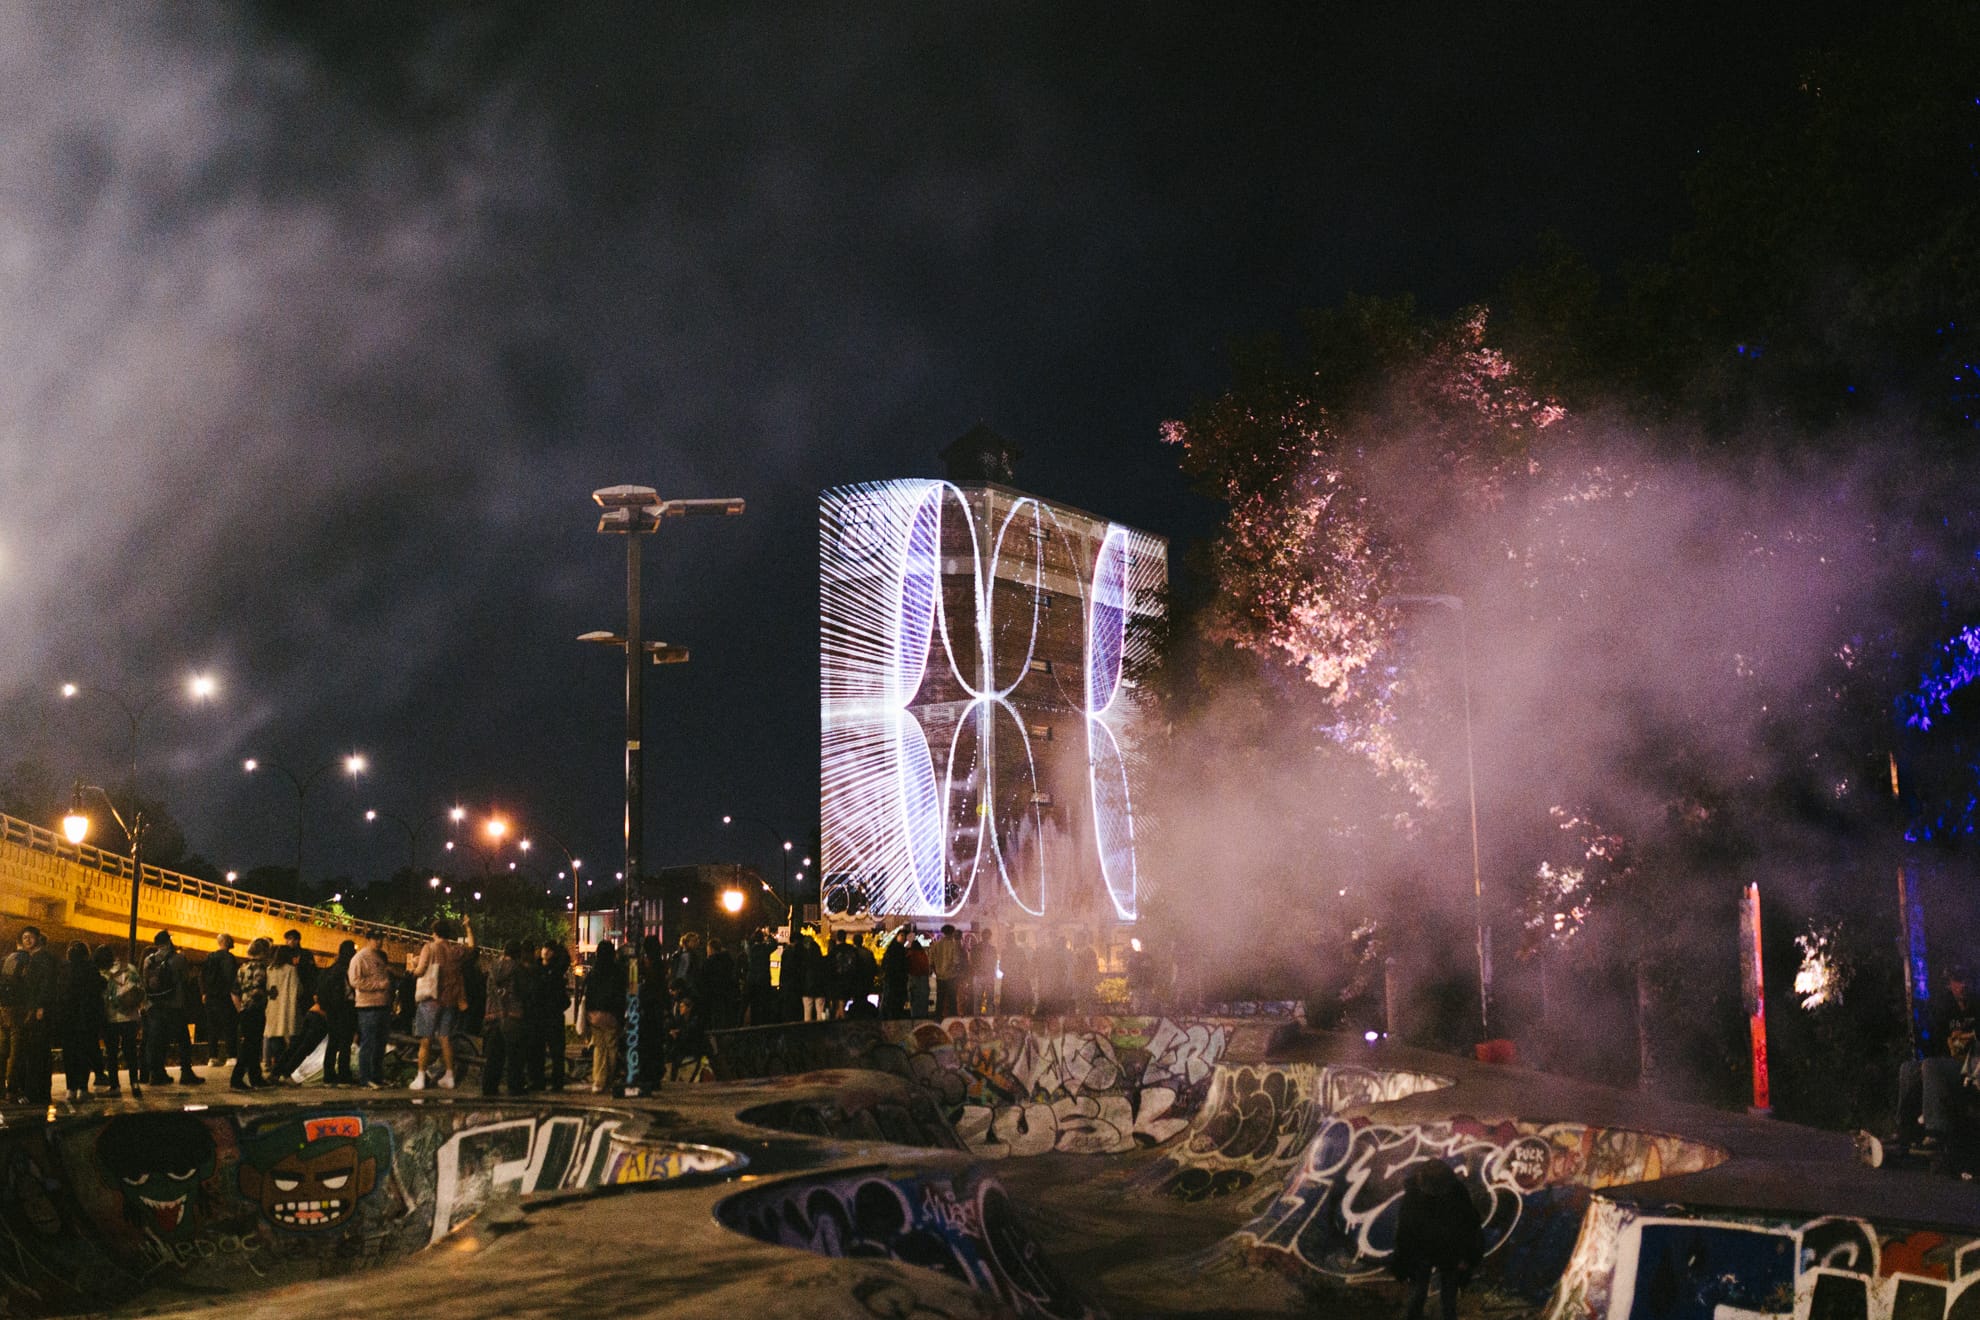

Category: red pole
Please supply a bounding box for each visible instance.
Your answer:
[1739,882,1771,1114]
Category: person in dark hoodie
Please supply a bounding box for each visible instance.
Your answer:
[1388,1160,1485,1320]
[55,941,104,1101]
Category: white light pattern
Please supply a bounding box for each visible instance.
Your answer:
[821,479,1163,921]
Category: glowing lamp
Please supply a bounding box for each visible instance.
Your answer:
[486,817,508,840]
[61,812,89,845]
[189,674,216,700]
[720,889,745,914]
[345,754,367,775]
[59,682,78,698]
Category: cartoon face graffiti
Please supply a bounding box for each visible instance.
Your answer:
[96,1114,218,1238]
[237,1115,391,1231]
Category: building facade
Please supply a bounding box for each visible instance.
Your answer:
[820,428,1166,934]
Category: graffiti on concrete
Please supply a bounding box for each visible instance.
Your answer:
[602,1139,748,1185]
[1548,1204,1980,1320]
[424,1110,627,1244]
[718,1167,1100,1320]
[236,1113,393,1231]
[0,1102,747,1315]
[1237,1114,1726,1292]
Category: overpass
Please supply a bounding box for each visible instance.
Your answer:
[0,809,426,959]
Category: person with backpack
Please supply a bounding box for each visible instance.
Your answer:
[95,945,143,1097]
[142,931,201,1086]
[200,934,239,1071]
[0,926,57,1103]
[481,940,536,1096]
[231,938,270,1091]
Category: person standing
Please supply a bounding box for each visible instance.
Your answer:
[1,927,56,1103]
[347,933,393,1089]
[231,939,270,1091]
[929,925,963,1018]
[55,942,104,1102]
[315,940,358,1085]
[406,917,473,1090]
[481,940,534,1096]
[201,933,239,1072]
[698,938,741,1032]
[904,931,932,1019]
[262,946,300,1081]
[536,942,572,1090]
[581,941,627,1094]
[95,945,143,1097]
[880,930,909,1019]
[142,931,200,1086]
[745,929,777,1025]
[1388,1160,1484,1320]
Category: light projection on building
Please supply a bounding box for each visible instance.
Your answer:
[821,479,1165,923]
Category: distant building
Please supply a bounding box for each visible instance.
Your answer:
[819,425,1166,932]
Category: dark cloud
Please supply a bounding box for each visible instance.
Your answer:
[1,0,1862,886]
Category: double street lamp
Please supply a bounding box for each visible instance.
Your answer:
[721,812,795,903]
[591,485,742,1095]
[242,753,367,893]
[59,673,217,961]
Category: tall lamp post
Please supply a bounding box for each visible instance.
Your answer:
[62,783,150,961]
[721,812,794,903]
[1384,593,1490,1038]
[243,753,367,894]
[362,806,449,875]
[591,485,743,1095]
[59,674,216,960]
[517,832,585,953]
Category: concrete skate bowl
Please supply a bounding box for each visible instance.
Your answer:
[735,1070,969,1151]
[0,1100,745,1315]
[1228,1113,1729,1307]
[1543,1195,1980,1320]
[716,1162,1102,1320]
[713,1015,1390,1159]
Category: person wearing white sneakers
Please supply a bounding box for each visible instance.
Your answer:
[406,917,474,1090]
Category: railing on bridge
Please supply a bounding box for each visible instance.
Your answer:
[0,812,426,946]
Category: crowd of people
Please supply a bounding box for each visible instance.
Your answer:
[0,916,1154,1104]
[0,919,577,1103]
[595,922,1127,1088]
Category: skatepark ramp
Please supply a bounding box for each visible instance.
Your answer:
[0,809,426,957]
[0,1099,744,1315]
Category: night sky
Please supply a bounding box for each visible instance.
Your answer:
[1,1,1861,894]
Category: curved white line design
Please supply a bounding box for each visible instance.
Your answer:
[822,481,1162,921]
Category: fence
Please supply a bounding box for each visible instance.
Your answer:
[0,811,426,946]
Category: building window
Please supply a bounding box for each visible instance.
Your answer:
[1028,657,1053,674]
[1031,791,1053,806]
[1028,723,1054,741]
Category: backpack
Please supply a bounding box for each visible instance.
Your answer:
[143,950,177,1002]
[0,951,26,1008]
[106,966,143,1016]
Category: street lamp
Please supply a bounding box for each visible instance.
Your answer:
[720,888,745,915]
[363,806,449,874]
[721,812,795,902]
[590,484,743,1095]
[59,673,216,840]
[63,783,149,961]
[1383,592,1489,1038]
[242,753,367,892]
